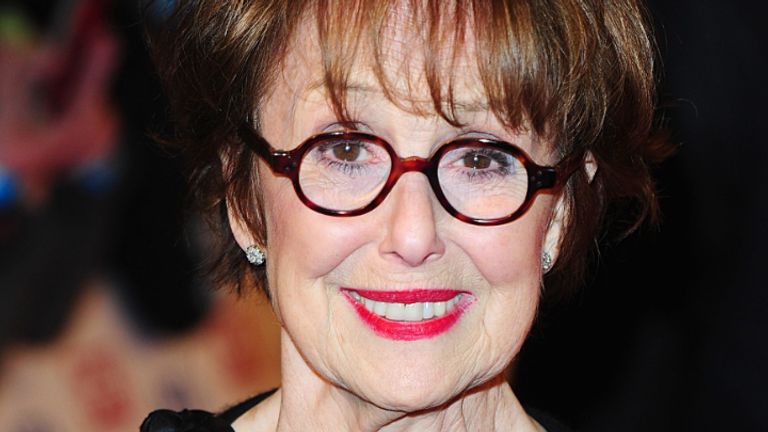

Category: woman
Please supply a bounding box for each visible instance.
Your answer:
[142,0,667,430]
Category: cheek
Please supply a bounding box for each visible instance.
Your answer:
[261,175,364,278]
[463,206,548,286]
[260,172,381,332]
[457,202,550,372]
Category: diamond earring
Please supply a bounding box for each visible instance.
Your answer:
[245,245,266,266]
[541,251,553,273]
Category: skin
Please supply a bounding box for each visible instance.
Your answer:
[230,14,567,432]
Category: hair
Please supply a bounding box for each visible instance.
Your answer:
[147,0,671,300]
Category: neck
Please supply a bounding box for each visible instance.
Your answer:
[272,331,543,432]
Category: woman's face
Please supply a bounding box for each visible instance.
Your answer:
[233,22,562,412]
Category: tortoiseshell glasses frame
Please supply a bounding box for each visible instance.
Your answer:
[239,124,579,226]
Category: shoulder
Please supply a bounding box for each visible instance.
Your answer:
[140,389,278,432]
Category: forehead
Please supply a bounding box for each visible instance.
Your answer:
[271,6,489,120]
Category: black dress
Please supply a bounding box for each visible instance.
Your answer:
[140,389,573,431]
[140,389,277,432]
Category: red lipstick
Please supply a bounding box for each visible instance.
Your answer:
[342,289,474,341]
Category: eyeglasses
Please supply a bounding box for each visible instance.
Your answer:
[239,125,576,226]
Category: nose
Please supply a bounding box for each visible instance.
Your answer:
[378,173,446,267]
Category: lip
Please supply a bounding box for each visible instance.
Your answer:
[341,288,475,341]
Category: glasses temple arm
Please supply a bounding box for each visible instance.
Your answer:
[554,151,586,187]
[238,124,296,175]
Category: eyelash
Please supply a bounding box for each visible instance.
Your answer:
[315,141,377,174]
[454,149,513,179]
[314,123,518,180]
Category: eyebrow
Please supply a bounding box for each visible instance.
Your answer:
[303,79,491,113]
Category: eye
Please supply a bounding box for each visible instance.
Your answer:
[462,152,492,170]
[454,148,511,172]
[309,137,390,175]
[332,141,363,162]
[439,145,522,184]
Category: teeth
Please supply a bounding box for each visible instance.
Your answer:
[352,293,464,322]
[374,301,387,316]
[385,303,406,320]
[422,302,434,319]
[364,298,374,311]
[434,301,447,317]
[403,303,423,321]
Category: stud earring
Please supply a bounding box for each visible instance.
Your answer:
[245,245,266,266]
[541,251,553,273]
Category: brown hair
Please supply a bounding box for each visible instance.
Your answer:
[147,0,671,299]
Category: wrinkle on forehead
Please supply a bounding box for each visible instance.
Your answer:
[261,0,537,141]
[364,1,488,121]
[277,2,493,123]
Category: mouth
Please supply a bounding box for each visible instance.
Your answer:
[341,288,475,341]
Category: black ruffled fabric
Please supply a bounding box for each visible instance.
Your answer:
[141,389,573,431]
[140,409,234,432]
[140,389,278,432]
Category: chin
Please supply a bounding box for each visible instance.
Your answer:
[352,366,470,413]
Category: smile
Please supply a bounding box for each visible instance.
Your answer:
[341,289,475,341]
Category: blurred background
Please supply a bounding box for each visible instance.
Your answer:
[0,1,280,430]
[0,0,765,431]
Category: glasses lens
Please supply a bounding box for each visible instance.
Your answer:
[298,135,392,211]
[438,143,528,220]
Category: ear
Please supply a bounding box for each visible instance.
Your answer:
[219,144,264,254]
[584,150,598,182]
[542,192,567,271]
[542,151,597,270]
[227,203,257,253]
